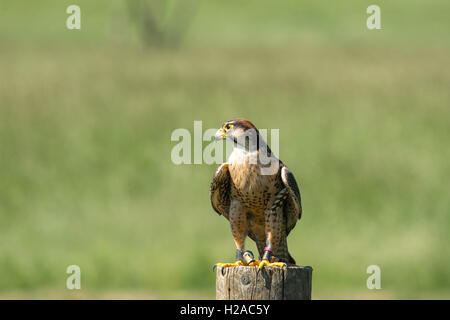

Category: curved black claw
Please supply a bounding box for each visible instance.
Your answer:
[212,264,227,276]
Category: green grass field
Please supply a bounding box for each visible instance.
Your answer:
[0,0,449,299]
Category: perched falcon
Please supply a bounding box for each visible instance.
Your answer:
[210,118,302,270]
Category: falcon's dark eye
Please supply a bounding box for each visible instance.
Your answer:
[225,124,233,131]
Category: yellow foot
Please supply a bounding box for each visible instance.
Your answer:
[258,259,287,270]
[214,260,245,271]
[247,259,260,267]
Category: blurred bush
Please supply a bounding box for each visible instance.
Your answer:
[126,0,197,48]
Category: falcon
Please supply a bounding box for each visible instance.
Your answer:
[210,118,302,270]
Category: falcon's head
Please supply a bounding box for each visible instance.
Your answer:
[215,118,262,151]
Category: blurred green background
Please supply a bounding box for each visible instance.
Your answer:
[0,0,449,299]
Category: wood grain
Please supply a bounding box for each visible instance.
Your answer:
[216,265,312,300]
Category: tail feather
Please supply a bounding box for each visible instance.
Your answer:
[287,252,296,265]
[276,235,296,264]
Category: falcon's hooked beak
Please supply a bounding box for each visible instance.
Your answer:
[214,127,227,141]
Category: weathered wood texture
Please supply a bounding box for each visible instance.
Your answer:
[216,265,312,300]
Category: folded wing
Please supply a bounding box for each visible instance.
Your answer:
[281,165,302,235]
[210,163,231,219]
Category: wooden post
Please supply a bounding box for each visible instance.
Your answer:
[216,265,312,300]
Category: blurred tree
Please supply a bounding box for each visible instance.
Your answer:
[126,0,197,48]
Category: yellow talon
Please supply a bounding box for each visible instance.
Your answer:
[258,259,287,269]
[268,262,287,268]
[258,259,270,269]
[247,259,260,267]
[215,260,245,269]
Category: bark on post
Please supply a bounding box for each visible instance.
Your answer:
[216,265,312,300]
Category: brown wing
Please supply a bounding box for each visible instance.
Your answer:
[281,165,302,235]
[210,163,231,219]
